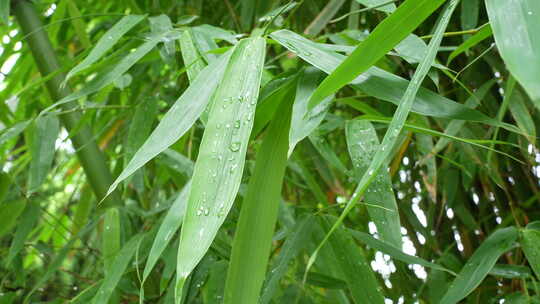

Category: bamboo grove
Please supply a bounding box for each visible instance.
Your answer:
[1,0,540,303]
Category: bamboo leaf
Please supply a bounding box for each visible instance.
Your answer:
[0,0,9,24]
[63,15,145,85]
[102,208,121,273]
[440,227,519,304]
[270,30,514,131]
[355,0,396,13]
[349,229,456,275]
[319,216,384,304]
[142,182,190,282]
[6,201,41,265]
[105,49,232,198]
[175,37,266,301]
[260,216,316,304]
[346,120,402,248]
[28,115,59,194]
[289,67,333,156]
[306,0,459,275]
[179,28,207,82]
[0,121,31,146]
[521,227,540,279]
[92,234,145,304]
[308,0,446,108]
[0,200,27,238]
[224,94,293,304]
[447,24,492,64]
[43,29,175,113]
[66,0,91,49]
[486,0,540,102]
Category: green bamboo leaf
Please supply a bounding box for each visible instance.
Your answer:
[349,229,456,275]
[0,0,9,24]
[6,201,41,265]
[440,227,519,304]
[308,0,446,108]
[355,0,396,13]
[486,0,540,103]
[306,0,459,275]
[66,0,91,49]
[508,88,536,142]
[43,29,176,114]
[260,216,316,304]
[92,234,145,304]
[270,30,514,131]
[125,97,158,192]
[0,200,27,238]
[346,120,401,248]
[63,15,146,85]
[28,115,59,194]
[149,15,176,62]
[289,67,333,156]
[224,95,293,304]
[105,50,232,199]
[447,24,492,64]
[203,260,228,304]
[179,28,207,82]
[70,282,100,304]
[521,228,540,279]
[142,182,190,282]
[319,216,384,304]
[175,37,266,301]
[461,0,479,32]
[102,208,121,273]
[0,120,31,146]
[489,264,531,279]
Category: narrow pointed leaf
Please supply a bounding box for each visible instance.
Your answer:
[28,115,59,193]
[289,67,333,156]
[346,120,401,248]
[92,234,145,304]
[6,201,41,265]
[260,216,316,304]
[0,0,8,24]
[320,216,384,304]
[106,50,232,198]
[143,182,190,282]
[521,228,540,279]
[175,37,266,300]
[355,0,396,13]
[440,227,518,304]
[270,30,514,131]
[224,97,293,304]
[43,30,174,113]
[349,229,455,275]
[486,0,540,102]
[63,15,145,84]
[308,0,446,108]
[447,24,492,64]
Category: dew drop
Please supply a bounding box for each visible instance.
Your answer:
[229,142,241,152]
[234,120,241,128]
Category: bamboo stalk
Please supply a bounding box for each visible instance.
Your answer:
[12,0,119,208]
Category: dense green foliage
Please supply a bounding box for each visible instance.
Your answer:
[1,0,540,303]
